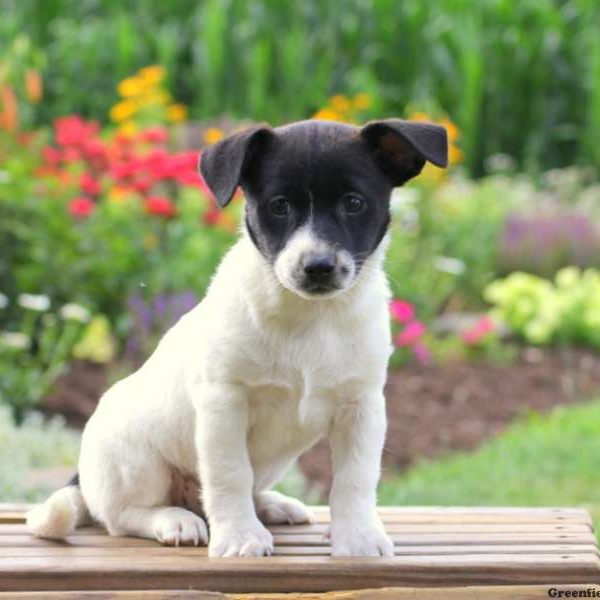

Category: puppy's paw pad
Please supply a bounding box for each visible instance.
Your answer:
[209,522,273,557]
[154,509,208,547]
[331,526,394,557]
[256,491,315,525]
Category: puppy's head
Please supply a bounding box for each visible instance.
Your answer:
[200,119,447,299]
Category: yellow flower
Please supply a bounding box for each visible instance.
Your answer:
[448,144,464,165]
[203,127,225,145]
[118,120,138,136]
[138,90,171,107]
[110,100,137,123]
[408,111,431,122]
[117,77,146,98]
[167,103,187,122]
[440,118,459,142]
[329,94,350,113]
[138,65,165,86]
[352,92,371,111]
[73,315,117,363]
[313,108,341,121]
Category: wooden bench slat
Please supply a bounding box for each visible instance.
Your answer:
[3,554,600,592]
[2,543,598,558]
[1,503,598,592]
[1,586,600,599]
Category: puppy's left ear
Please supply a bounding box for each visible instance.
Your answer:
[199,124,274,207]
[361,119,448,186]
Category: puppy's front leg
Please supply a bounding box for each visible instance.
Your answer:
[196,383,273,557]
[329,391,394,557]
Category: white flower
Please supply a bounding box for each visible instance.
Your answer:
[434,256,466,276]
[60,303,91,323]
[17,293,50,312]
[0,331,29,349]
[0,293,8,309]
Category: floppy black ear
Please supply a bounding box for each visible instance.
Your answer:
[360,119,448,186]
[199,124,273,207]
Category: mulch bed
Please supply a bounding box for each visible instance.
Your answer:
[43,349,600,495]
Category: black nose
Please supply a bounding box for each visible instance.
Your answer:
[303,255,336,281]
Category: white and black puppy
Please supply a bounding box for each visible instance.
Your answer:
[28,118,447,557]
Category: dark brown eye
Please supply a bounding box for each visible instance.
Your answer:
[342,193,364,214]
[268,196,290,217]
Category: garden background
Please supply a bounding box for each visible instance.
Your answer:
[2,0,600,527]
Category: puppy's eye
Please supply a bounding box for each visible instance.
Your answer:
[342,193,364,214]
[268,196,290,217]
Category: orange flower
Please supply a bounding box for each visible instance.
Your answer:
[25,70,43,103]
[203,127,224,145]
[0,86,18,131]
[167,103,187,122]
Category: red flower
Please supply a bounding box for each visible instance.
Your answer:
[145,196,175,218]
[141,127,168,144]
[69,197,95,219]
[80,173,101,196]
[41,146,61,166]
[395,320,426,347]
[54,115,99,147]
[202,208,221,226]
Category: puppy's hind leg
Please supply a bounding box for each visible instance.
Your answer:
[255,490,315,525]
[113,505,208,547]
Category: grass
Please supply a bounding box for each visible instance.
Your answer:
[0,406,80,502]
[379,398,600,529]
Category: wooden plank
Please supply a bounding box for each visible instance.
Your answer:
[1,543,598,558]
[1,522,592,536]
[1,585,600,599]
[6,504,593,521]
[2,533,596,548]
[2,554,599,592]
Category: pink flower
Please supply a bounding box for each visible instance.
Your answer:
[395,320,426,347]
[461,316,495,346]
[390,299,415,323]
[412,342,431,364]
[68,197,95,219]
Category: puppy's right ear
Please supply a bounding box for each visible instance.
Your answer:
[199,125,273,208]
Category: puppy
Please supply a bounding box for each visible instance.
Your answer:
[28,118,447,557]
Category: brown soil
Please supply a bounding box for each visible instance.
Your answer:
[44,349,600,495]
[298,348,600,495]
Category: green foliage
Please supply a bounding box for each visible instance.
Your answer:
[385,175,519,320]
[1,1,600,175]
[0,297,89,423]
[378,399,600,527]
[486,267,600,347]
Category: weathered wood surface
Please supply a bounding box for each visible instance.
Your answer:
[1,504,599,594]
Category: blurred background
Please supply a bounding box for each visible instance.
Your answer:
[2,0,600,526]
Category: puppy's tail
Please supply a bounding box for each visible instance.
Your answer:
[27,482,90,540]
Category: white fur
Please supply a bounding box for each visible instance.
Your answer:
[29,227,394,557]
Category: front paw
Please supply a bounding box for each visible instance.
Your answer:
[331,521,394,557]
[209,519,274,557]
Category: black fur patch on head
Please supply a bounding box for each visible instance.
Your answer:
[200,118,447,273]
